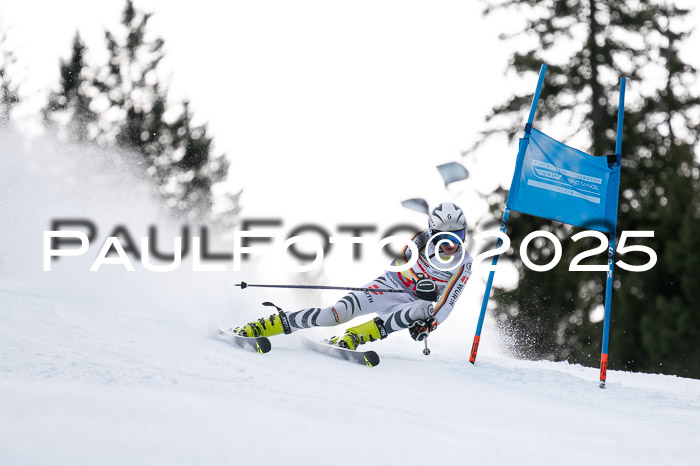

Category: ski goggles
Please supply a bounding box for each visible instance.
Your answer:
[432,229,465,244]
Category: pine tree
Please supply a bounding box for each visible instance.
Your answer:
[88,0,232,222]
[43,32,97,141]
[475,0,700,377]
[92,1,170,180]
[0,32,20,125]
[168,100,230,220]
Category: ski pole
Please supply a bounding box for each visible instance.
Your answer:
[423,336,431,356]
[235,281,411,294]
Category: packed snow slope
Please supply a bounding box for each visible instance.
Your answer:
[2,284,700,466]
[1,131,699,466]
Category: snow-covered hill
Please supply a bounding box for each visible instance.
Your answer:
[2,282,699,466]
[1,131,698,466]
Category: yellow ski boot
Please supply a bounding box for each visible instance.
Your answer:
[234,308,291,338]
[331,317,387,350]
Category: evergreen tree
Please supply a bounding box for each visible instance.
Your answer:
[43,32,97,141]
[92,0,171,182]
[168,100,230,219]
[0,32,20,125]
[475,0,700,377]
[87,0,231,221]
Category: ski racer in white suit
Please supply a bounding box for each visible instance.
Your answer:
[234,203,473,350]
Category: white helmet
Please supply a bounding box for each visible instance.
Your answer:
[428,203,467,239]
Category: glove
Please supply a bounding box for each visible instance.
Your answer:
[415,277,438,301]
[409,317,437,341]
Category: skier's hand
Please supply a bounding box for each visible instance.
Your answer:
[415,277,438,301]
[409,317,437,341]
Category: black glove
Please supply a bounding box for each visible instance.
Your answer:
[415,277,438,301]
[409,317,437,341]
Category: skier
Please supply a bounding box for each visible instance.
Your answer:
[234,202,473,350]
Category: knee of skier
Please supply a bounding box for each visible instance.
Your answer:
[317,303,352,326]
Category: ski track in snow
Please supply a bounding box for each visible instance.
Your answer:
[1,285,699,466]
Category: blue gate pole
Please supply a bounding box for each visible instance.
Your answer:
[599,77,626,388]
[469,64,547,364]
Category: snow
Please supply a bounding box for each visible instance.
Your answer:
[2,281,699,466]
[1,132,699,465]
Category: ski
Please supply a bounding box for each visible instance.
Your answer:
[302,338,380,367]
[216,328,271,354]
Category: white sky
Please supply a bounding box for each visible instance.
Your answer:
[1,0,530,220]
[3,0,698,216]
